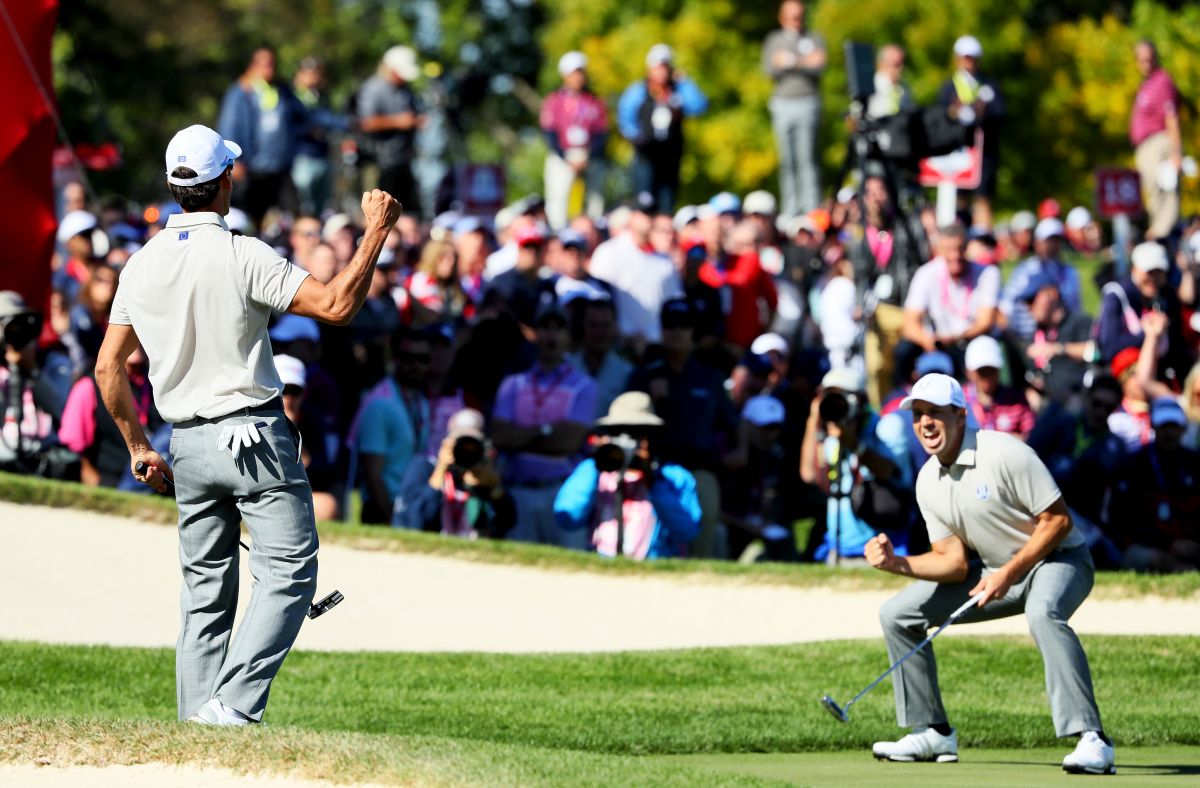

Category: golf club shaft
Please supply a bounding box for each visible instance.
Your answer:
[845,591,984,711]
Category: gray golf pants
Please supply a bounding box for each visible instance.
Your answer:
[769,95,821,218]
[879,544,1102,737]
[170,406,318,722]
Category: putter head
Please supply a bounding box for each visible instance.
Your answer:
[820,695,849,723]
[307,590,344,620]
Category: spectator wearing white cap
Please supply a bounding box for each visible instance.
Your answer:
[541,52,609,229]
[1095,242,1191,383]
[358,45,427,215]
[617,44,709,214]
[1000,217,1082,341]
[1003,210,1037,263]
[762,1,826,218]
[53,209,99,306]
[217,47,306,227]
[799,366,912,563]
[937,35,1005,228]
[962,335,1034,440]
[1109,396,1200,572]
[1064,207,1100,255]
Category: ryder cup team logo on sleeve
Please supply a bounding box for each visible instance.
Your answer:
[975,483,991,501]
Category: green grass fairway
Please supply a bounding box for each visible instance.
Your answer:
[663,747,1200,786]
[2,637,1198,784]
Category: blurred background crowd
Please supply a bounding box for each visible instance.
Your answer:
[1,1,1198,572]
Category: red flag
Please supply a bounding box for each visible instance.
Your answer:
[0,0,59,314]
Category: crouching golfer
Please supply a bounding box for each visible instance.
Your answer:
[864,373,1115,775]
[96,125,400,725]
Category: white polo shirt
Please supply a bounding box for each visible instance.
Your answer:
[109,212,309,422]
[916,429,1084,571]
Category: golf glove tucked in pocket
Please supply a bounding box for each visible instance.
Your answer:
[217,422,268,459]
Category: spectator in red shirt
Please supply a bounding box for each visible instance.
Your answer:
[1131,40,1183,240]
[963,335,1034,440]
[698,221,778,351]
[540,52,609,229]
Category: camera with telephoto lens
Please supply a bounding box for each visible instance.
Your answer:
[451,435,487,469]
[819,391,863,427]
[0,311,43,352]
[593,433,640,473]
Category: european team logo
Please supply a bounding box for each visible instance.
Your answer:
[975,483,990,501]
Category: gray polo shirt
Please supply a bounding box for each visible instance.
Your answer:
[109,212,309,422]
[916,428,1084,571]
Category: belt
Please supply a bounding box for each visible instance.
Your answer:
[178,397,283,426]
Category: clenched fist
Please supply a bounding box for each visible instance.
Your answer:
[865,533,895,571]
[361,189,401,232]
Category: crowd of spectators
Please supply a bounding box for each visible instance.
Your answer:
[2,4,1197,573]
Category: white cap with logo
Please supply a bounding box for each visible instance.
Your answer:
[165,125,241,186]
[900,373,967,411]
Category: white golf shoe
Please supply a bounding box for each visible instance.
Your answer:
[187,698,254,726]
[873,726,958,763]
[1062,731,1116,775]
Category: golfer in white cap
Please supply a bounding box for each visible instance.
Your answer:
[865,373,1114,774]
[96,124,401,725]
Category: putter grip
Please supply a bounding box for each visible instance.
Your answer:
[951,591,987,620]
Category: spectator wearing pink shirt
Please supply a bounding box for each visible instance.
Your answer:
[541,52,609,229]
[1131,40,1183,240]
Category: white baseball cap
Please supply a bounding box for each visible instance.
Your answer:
[558,51,587,76]
[821,366,865,392]
[1034,217,1065,242]
[56,210,98,245]
[965,335,1005,371]
[274,354,307,389]
[1010,210,1037,233]
[953,35,983,58]
[165,125,241,186]
[743,395,786,427]
[383,46,420,81]
[672,205,699,231]
[750,332,789,357]
[1131,241,1169,273]
[1065,206,1092,230]
[646,43,673,66]
[900,373,967,410]
[743,190,777,216]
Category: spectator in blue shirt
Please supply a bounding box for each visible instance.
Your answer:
[555,391,700,559]
[617,44,708,214]
[217,47,306,227]
[1000,218,1081,341]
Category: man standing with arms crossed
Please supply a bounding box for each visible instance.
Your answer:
[864,373,1115,775]
[96,125,400,725]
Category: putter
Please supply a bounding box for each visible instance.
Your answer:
[821,591,985,723]
[135,461,344,620]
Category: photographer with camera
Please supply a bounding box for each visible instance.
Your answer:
[393,408,515,539]
[1,291,73,478]
[799,367,913,563]
[554,392,700,560]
